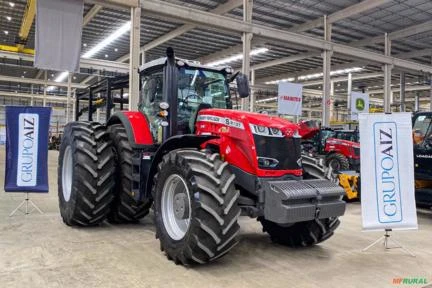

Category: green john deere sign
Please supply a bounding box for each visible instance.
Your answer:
[356,98,365,111]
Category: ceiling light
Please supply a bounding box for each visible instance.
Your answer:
[105,54,109,58]
[206,47,269,67]
[4,31,9,35]
[9,2,15,7]
[83,43,87,47]
[6,16,12,21]
[23,71,26,74]
[55,71,69,82]
[51,73,54,77]
[73,76,76,80]
[114,48,118,52]
[82,21,131,59]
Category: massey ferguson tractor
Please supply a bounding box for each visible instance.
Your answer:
[58,48,345,265]
[299,121,360,172]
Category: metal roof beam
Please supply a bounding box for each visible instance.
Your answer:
[83,4,103,26]
[289,0,391,33]
[0,75,87,89]
[0,50,129,74]
[352,20,432,47]
[140,0,432,73]
[251,52,320,70]
[117,0,243,63]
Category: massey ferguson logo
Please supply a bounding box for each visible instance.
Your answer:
[17,113,39,186]
[374,122,402,223]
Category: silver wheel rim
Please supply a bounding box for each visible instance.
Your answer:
[161,174,192,241]
[62,146,73,202]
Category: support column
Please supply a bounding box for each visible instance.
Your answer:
[43,70,47,107]
[141,51,146,66]
[241,0,253,111]
[400,72,405,112]
[415,92,420,112]
[30,84,34,106]
[322,15,332,126]
[66,73,72,123]
[383,33,393,113]
[129,6,141,111]
[430,73,432,111]
[72,90,76,122]
[330,80,334,122]
[347,72,352,117]
[250,69,255,112]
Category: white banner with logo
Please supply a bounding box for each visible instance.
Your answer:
[359,113,417,230]
[351,92,369,120]
[277,82,303,116]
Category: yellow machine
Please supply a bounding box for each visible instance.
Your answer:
[337,173,360,201]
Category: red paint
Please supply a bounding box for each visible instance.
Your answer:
[196,109,302,178]
[122,111,153,145]
[324,138,360,160]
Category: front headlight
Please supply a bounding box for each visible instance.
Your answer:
[249,124,283,137]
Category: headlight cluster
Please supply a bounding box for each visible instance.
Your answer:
[249,124,283,137]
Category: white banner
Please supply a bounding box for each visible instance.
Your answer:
[35,0,83,72]
[277,82,302,116]
[359,113,417,230]
[351,92,369,120]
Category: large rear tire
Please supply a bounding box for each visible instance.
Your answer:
[259,217,340,247]
[153,149,240,265]
[108,124,152,223]
[326,153,349,172]
[58,122,115,226]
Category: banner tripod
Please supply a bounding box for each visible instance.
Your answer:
[9,193,44,217]
[362,229,415,257]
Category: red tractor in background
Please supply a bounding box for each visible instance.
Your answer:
[58,48,345,265]
[298,120,360,172]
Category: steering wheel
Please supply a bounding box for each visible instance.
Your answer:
[182,93,203,105]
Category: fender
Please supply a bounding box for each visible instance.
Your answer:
[144,134,218,200]
[107,111,154,149]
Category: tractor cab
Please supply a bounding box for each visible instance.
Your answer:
[138,55,238,142]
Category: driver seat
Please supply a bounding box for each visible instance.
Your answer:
[189,103,212,134]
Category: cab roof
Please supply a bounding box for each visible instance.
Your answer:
[139,57,233,74]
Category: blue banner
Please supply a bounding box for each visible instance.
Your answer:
[4,106,52,192]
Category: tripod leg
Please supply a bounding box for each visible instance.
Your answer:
[389,238,416,257]
[29,200,44,214]
[362,236,385,252]
[9,200,26,217]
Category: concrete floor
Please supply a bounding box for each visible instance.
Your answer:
[1,148,432,288]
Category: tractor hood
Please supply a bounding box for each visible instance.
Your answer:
[197,109,300,137]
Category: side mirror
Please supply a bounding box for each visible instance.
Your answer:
[236,73,250,98]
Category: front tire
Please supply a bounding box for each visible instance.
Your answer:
[153,149,240,265]
[58,122,115,226]
[259,217,340,247]
[108,124,152,223]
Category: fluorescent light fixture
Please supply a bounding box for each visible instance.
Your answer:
[256,96,278,103]
[6,16,12,21]
[265,67,363,84]
[82,21,131,59]
[4,30,8,35]
[47,71,69,91]
[9,2,15,7]
[206,48,269,67]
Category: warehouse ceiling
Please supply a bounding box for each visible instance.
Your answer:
[0,0,431,104]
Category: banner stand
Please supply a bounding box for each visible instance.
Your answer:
[362,229,415,257]
[9,193,44,217]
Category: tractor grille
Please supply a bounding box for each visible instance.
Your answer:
[253,135,301,170]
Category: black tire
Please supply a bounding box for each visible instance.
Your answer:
[58,122,115,226]
[259,217,340,247]
[326,153,349,172]
[108,124,152,223]
[153,149,240,265]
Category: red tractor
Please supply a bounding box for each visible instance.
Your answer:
[298,121,360,172]
[58,48,345,265]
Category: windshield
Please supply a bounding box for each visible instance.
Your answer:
[413,114,432,147]
[178,67,229,109]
